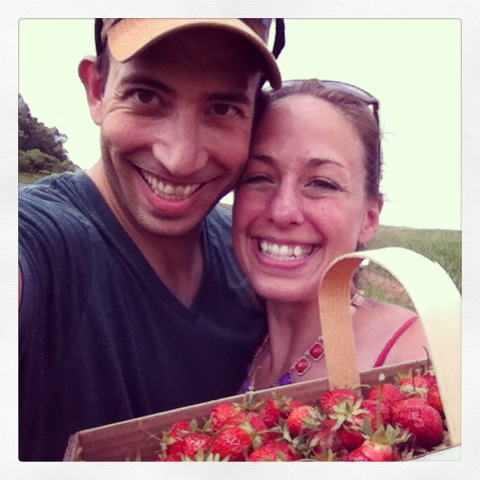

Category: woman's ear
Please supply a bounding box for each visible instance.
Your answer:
[78,55,103,126]
[358,196,383,246]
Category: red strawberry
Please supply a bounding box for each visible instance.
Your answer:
[390,396,428,418]
[319,389,360,414]
[391,398,444,449]
[244,411,268,431]
[247,442,300,461]
[344,442,394,461]
[161,420,192,456]
[335,424,365,452]
[397,373,434,398]
[210,425,252,461]
[325,399,371,451]
[209,402,246,432]
[285,404,321,437]
[427,385,444,416]
[307,424,342,455]
[179,432,212,460]
[258,398,283,427]
[359,399,391,430]
[367,383,405,407]
[344,425,409,462]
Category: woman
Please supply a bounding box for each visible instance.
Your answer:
[232,79,427,392]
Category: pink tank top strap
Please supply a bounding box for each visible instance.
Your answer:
[373,316,418,368]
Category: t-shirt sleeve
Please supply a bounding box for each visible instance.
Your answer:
[18,191,92,359]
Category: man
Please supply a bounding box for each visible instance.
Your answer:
[18,18,284,461]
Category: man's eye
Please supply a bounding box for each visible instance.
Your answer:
[208,103,241,117]
[133,90,156,104]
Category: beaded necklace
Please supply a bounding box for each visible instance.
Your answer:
[239,291,365,393]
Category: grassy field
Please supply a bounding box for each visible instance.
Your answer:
[358,225,462,308]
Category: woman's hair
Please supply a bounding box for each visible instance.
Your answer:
[257,79,383,200]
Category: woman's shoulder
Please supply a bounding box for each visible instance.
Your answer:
[354,298,427,368]
[358,297,417,327]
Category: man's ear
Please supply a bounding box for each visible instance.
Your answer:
[358,196,383,246]
[78,56,103,126]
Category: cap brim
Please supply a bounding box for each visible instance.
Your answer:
[106,18,281,89]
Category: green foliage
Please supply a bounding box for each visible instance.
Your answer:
[19,149,73,174]
[18,94,74,174]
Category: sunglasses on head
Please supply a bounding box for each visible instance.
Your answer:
[268,79,380,124]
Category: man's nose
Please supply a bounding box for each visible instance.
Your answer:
[152,112,208,177]
[268,181,305,226]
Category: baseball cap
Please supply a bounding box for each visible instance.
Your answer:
[95,18,283,89]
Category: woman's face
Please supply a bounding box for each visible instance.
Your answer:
[232,94,382,303]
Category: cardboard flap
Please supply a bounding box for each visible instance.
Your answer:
[318,247,461,446]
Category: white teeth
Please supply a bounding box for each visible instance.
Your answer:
[142,171,200,201]
[259,240,314,260]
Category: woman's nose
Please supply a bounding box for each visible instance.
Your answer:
[268,182,304,226]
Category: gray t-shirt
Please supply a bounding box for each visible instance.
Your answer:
[19,171,266,461]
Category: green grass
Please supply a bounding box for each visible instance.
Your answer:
[371,226,462,292]
[358,225,462,307]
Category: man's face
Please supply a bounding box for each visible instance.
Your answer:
[96,29,261,239]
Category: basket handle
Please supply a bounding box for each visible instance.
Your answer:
[318,247,461,446]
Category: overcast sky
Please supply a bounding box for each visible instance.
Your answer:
[18,18,461,231]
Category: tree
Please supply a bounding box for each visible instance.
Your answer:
[18,94,75,174]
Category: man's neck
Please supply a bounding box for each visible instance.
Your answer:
[140,233,204,307]
[86,162,204,307]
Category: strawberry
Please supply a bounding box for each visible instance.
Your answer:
[319,389,360,414]
[396,371,436,398]
[307,424,342,456]
[391,398,444,449]
[334,424,365,452]
[326,399,373,451]
[344,425,410,462]
[160,420,193,456]
[258,398,283,427]
[344,442,393,461]
[426,384,444,416]
[209,425,252,461]
[390,396,428,418]
[247,442,300,461]
[359,399,391,430]
[244,411,268,431]
[285,404,321,437]
[208,402,246,432]
[179,432,212,460]
[367,383,405,407]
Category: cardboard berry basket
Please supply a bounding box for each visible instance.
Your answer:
[63,247,461,461]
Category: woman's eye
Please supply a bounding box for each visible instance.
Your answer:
[308,179,338,190]
[241,174,272,185]
[208,103,241,117]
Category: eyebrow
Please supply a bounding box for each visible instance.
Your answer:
[120,74,175,95]
[119,73,252,105]
[249,155,346,169]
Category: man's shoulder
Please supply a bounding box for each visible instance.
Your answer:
[206,204,232,229]
[19,171,89,202]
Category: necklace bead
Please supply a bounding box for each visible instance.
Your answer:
[240,292,364,393]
